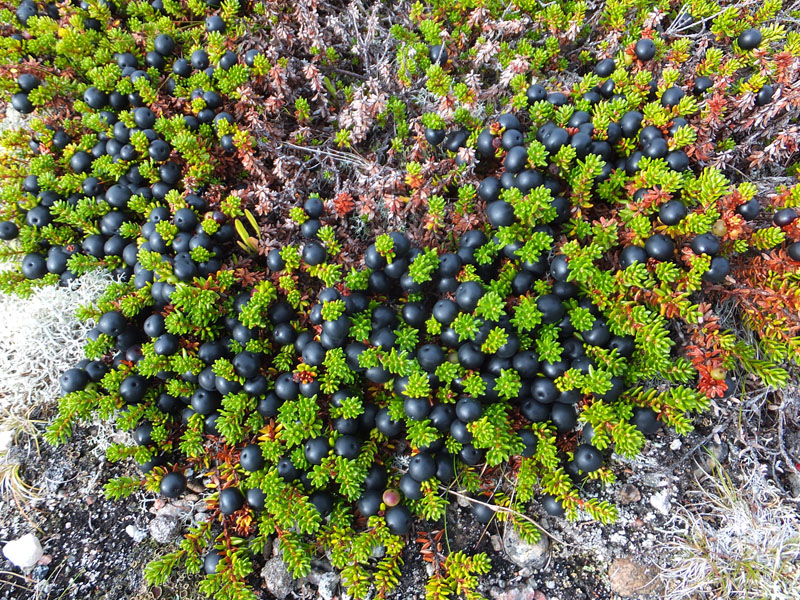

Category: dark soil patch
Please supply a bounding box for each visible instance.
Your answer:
[0,426,157,600]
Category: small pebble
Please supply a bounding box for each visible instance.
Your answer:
[2,533,44,569]
[619,483,642,504]
[456,494,471,508]
[649,489,672,515]
[32,564,49,580]
[787,472,800,498]
[125,524,148,543]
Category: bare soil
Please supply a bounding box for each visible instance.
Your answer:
[0,426,153,600]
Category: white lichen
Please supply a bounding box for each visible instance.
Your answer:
[0,269,112,413]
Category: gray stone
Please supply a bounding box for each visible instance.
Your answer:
[638,471,672,488]
[307,563,339,600]
[489,584,546,600]
[787,471,800,498]
[0,106,30,135]
[694,442,729,475]
[149,515,180,544]
[155,499,192,519]
[502,526,549,569]
[34,580,51,597]
[261,556,294,599]
[706,441,729,463]
[316,572,339,600]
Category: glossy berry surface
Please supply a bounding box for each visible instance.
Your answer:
[219,487,245,515]
[634,38,656,61]
[573,444,603,472]
[385,506,412,535]
[541,494,565,516]
[738,28,762,50]
[160,472,187,499]
[408,453,437,482]
[240,444,265,471]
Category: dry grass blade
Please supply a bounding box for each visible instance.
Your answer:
[0,408,43,509]
[659,458,800,599]
[0,459,39,504]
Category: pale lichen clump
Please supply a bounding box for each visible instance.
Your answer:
[0,269,112,413]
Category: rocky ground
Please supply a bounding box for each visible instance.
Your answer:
[1,373,797,599]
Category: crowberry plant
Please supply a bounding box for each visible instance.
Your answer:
[1,0,799,598]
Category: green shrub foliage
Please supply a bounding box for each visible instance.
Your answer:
[1,0,799,598]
